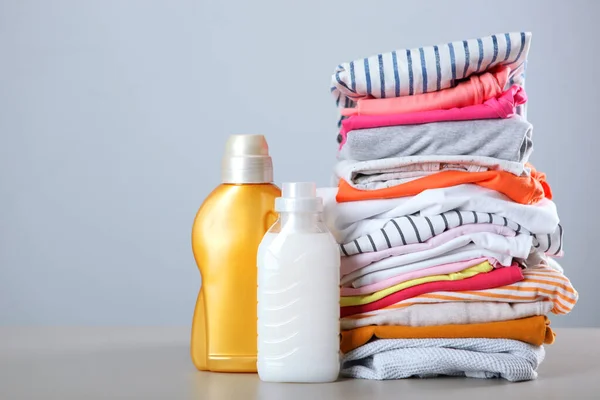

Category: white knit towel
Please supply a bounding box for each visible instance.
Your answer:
[341,338,544,382]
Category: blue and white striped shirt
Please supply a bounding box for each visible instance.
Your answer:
[331,32,531,126]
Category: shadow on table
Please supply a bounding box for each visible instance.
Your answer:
[190,369,517,400]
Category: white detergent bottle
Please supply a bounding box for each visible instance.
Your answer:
[257,182,340,383]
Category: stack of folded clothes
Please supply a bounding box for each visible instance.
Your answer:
[322,32,579,382]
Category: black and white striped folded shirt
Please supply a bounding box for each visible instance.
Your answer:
[339,210,562,257]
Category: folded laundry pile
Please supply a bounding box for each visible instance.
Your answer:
[322,32,578,382]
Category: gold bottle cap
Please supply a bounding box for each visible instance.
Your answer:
[221,134,273,184]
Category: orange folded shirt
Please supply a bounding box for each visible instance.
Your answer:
[340,315,554,353]
[337,164,552,205]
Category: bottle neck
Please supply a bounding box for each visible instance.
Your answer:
[221,156,273,184]
[279,211,322,233]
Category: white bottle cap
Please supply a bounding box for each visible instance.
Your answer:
[221,134,274,184]
[275,182,323,213]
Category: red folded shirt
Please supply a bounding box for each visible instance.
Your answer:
[340,264,524,318]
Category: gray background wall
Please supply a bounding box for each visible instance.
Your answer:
[1,0,598,327]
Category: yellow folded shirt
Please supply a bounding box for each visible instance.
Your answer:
[339,261,493,307]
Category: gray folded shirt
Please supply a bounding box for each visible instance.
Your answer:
[339,116,533,163]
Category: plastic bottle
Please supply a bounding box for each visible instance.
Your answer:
[191,134,281,372]
[257,182,340,383]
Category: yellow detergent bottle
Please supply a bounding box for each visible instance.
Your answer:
[191,134,280,372]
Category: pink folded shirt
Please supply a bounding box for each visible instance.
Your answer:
[339,85,527,146]
[340,224,517,275]
[341,68,510,117]
[340,257,498,296]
